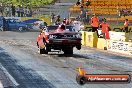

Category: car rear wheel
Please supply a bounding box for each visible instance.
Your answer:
[76,45,81,50]
[18,27,23,31]
[0,26,3,31]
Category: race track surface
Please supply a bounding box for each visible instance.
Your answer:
[0,31,132,88]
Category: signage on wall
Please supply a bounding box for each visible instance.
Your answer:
[107,40,131,55]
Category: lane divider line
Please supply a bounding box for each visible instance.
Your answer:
[0,63,19,87]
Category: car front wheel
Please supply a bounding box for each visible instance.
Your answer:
[40,41,49,54]
[40,48,48,54]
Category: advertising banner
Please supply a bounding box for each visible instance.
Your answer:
[107,40,132,55]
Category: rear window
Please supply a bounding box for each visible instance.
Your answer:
[46,25,75,32]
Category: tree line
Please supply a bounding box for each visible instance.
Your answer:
[1,0,54,7]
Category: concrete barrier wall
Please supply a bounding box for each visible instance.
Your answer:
[81,31,132,55]
[97,38,107,50]
[85,32,98,47]
[81,31,86,46]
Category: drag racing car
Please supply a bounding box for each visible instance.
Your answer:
[37,25,81,54]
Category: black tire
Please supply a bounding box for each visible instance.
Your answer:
[40,48,48,54]
[64,48,73,55]
[18,27,23,31]
[76,75,86,85]
[39,39,49,54]
[76,45,81,50]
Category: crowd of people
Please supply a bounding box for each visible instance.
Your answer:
[0,3,32,17]
[119,9,132,17]
[50,12,129,40]
[51,13,71,25]
[76,0,91,24]
[90,14,129,39]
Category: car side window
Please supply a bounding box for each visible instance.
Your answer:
[9,19,14,23]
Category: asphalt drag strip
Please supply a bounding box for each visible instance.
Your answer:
[0,47,56,88]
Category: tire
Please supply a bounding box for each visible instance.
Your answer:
[40,40,48,54]
[76,45,81,50]
[40,48,48,54]
[0,26,3,31]
[18,27,23,31]
[64,47,73,55]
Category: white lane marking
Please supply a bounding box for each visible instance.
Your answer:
[0,81,3,88]
[0,64,19,87]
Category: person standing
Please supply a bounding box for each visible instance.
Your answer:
[5,4,10,17]
[86,0,91,7]
[25,7,30,17]
[51,13,55,23]
[124,19,129,33]
[100,18,110,39]
[55,15,61,25]
[29,7,32,17]
[0,3,4,16]
[20,5,24,17]
[11,4,16,17]
[76,0,81,6]
[90,14,99,37]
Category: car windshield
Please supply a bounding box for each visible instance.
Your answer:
[46,25,75,32]
[8,19,21,23]
[15,19,21,22]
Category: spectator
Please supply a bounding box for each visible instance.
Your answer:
[124,19,129,33]
[66,18,70,25]
[20,5,24,17]
[11,4,16,17]
[100,18,110,39]
[80,10,84,21]
[5,4,10,17]
[76,0,81,6]
[90,14,99,37]
[55,15,61,25]
[25,7,30,17]
[51,13,55,23]
[29,7,32,17]
[0,3,4,16]
[83,9,89,24]
[123,9,128,17]
[62,18,66,25]
[16,5,20,17]
[80,4,84,11]
[86,0,91,7]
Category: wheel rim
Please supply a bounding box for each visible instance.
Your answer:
[19,27,23,31]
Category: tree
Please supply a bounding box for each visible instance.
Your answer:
[2,0,53,7]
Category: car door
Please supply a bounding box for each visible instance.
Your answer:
[8,19,16,30]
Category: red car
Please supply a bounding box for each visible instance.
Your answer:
[37,25,81,54]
